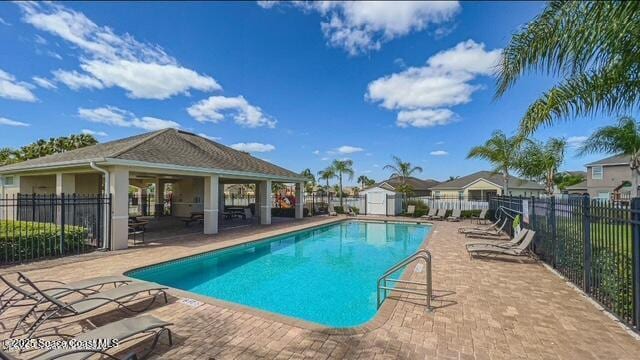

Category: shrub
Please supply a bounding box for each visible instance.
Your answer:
[271,208,310,218]
[334,206,345,214]
[0,220,89,261]
[351,207,359,215]
[406,199,428,211]
[461,210,482,218]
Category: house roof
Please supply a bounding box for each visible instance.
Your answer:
[565,181,587,190]
[375,176,440,191]
[0,129,304,180]
[561,170,587,178]
[586,153,630,166]
[430,170,544,190]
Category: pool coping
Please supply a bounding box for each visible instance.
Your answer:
[123,216,435,335]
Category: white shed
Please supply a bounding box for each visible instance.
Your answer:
[359,185,402,216]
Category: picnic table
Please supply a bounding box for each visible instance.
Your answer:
[128,220,148,244]
[181,212,204,226]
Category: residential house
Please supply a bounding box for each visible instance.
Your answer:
[584,154,634,199]
[429,170,545,200]
[366,176,440,197]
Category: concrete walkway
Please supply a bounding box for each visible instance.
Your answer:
[1,217,639,359]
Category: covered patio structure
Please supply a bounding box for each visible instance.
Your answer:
[0,129,307,250]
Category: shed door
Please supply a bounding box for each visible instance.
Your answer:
[367,192,387,215]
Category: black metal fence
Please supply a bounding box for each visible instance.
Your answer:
[1,193,111,265]
[489,195,640,332]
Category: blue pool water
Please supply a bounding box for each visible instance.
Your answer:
[128,220,430,327]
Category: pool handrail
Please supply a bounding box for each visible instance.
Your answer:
[376,249,432,310]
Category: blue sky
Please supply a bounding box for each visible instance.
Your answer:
[0,2,623,184]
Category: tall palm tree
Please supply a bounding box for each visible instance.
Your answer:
[317,167,336,192]
[357,175,371,189]
[517,138,567,195]
[578,116,640,196]
[467,131,522,195]
[383,156,422,210]
[331,159,354,207]
[300,168,316,192]
[497,1,640,136]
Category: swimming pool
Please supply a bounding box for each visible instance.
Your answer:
[127,220,430,327]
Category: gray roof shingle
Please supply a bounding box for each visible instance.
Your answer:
[586,153,630,166]
[0,129,304,179]
[430,170,544,190]
[376,176,440,191]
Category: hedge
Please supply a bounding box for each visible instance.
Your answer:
[0,220,89,261]
[271,208,310,218]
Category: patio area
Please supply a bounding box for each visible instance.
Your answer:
[1,217,639,359]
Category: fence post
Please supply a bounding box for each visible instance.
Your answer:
[631,197,640,329]
[549,196,557,268]
[582,195,592,293]
[60,193,65,255]
[364,194,368,215]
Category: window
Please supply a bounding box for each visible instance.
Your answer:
[3,176,14,186]
[592,166,603,180]
[458,191,464,200]
[597,191,610,199]
[434,191,441,199]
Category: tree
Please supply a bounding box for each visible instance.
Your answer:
[447,176,459,181]
[516,138,567,195]
[317,167,336,192]
[0,148,18,166]
[578,116,640,196]
[496,1,640,136]
[331,159,354,207]
[554,172,585,191]
[467,131,522,195]
[357,175,372,189]
[4,134,99,164]
[365,178,376,187]
[383,156,423,210]
[300,168,316,193]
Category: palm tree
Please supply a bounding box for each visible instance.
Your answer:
[578,116,640,196]
[300,168,316,193]
[0,148,17,166]
[331,159,354,207]
[467,131,522,195]
[496,1,640,136]
[317,167,336,192]
[517,138,567,195]
[383,156,422,210]
[357,175,371,189]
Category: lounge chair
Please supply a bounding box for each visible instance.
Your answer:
[433,208,447,220]
[458,216,503,234]
[467,230,536,258]
[463,217,508,238]
[328,204,338,216]
[405,205,415,216]
[11,277,168,338]
[421,208,437,220]
[466,228,529,250]
[18,315,172,360]
[471,209,488,224]
[0,272,133,316]
[447,209,462,222]
[347,206,357,217]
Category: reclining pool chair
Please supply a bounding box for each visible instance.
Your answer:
[420,208,437,220]
[458,216,503,234]
[1,314,172,360]
[433,208,447,220]
[463,217,508,238]
[465,228,529,250]
[0,272,133,317]
[447,209,462,222]
[467,230,536,258]
[11,277,168,338]
[471,209,488,224]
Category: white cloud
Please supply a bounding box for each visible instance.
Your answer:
[313,150,320,155]
[230,142,275,153]
[19,2,219,99]
[435,141,445,145]
[187,95,276,128]
[0,17,10,26]
[0,117,30,127]
[0,69,37,102]
[53,69,104,90]
[32,76,57,89]
[367,40,501,128]
[77,106,180,131]
[320,157,330,161]
[567,136,588,149]
[430,150,448,156]
[262,1,460,55]
[337,145,364,154]
[197,133,221,141]
[81,129,107,136]
[396,109,457,128]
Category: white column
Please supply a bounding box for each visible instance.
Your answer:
[259,180,272,225]
[109,167,129,250]
[218,183,225,214]
[55,173,76,195]
[295,182,304,219]
[204,175,220,234]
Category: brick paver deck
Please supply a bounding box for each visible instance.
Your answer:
[1,217,639,359]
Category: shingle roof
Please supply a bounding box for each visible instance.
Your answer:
[0,129,304,179]
[430,171,544,190]
[565,181,587,190]
[586,153,630,166]
[376,176,440,191]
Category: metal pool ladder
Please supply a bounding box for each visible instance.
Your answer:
[377,249,432,310]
